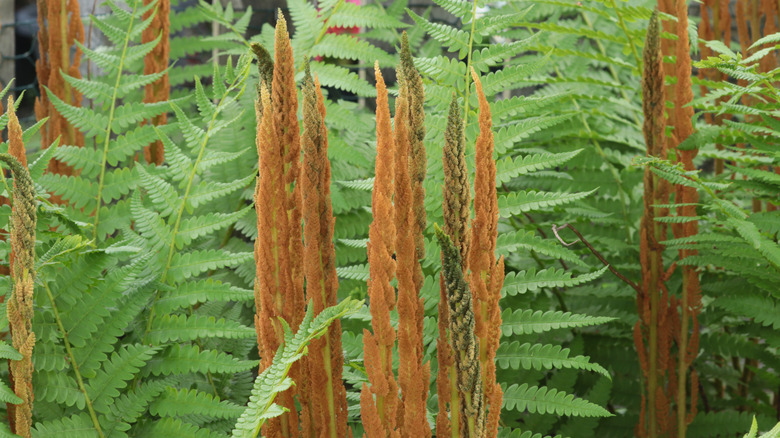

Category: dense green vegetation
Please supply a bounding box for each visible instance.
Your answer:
[0,0,779,436]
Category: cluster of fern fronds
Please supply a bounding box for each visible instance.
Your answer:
[2,0,780,436]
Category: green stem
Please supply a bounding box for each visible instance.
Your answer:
[92,0,140,241]
[43,282,105,438]
[462,0,480,127]
[606,0,641,69]
[677,277,689,438]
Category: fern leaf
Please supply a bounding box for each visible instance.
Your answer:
[501,309,615,336]
[166,249,253,283]
[496,341,610,377]
[150,387,244,419]
[86,344,158,413]
[503,383,612,417]
[143,344,258,377]
[502,266,608,296]
[148,314,256,343]
[498,188,597,217]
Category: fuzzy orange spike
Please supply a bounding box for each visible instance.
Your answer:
[467,68,504,436]
[142,0,170,165]
[253,83,299,438]
[670,3,701,437]
[635,11,677,438]
[301,65,348,438]
[360,64,401,438]
[3,96,36,438]
[395,83,431,438]
[34,0,84,175]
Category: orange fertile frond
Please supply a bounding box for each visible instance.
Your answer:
[142,0,170,165]
[34,0,84,175]
[361,64,400,436]
[302,64,348,438]
[467,67,503,437]
[253,83,299,438]
[394,88,431,438]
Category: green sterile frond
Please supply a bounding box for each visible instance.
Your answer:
[501,309,615,336]
[471,35,541,73]
[153,278,253,314]
[38,174,95,209]
[74,285,152,378]
[32,413,99,438]
[198,149,248,173]
[150,387,245,420]
[143,344,258,377]
[495,150,581,185]
[165,249,253,283]
[303,62,377,97]
[130,193,171,251]
[231,299,361,438]
[688,412,769,438]
[60,72,115,102]
[498,188,598,217]
[99,167,139,203]
[496,230,588,267]
[491,94,571,123]
[170,101,207,148]
[407,9,470,57]
[501,266,609,297]
[156,126,193,179]
[85,344,159,413]
[0,378,22,405]
[496,342,610,378]
[336,178,374,192]
[336,263,370,282]
[329,3,406,30]
[503,384,612,417]
[312,34,396,67]
[43,87,108,138]
[35,372,85,409]
[136,165,180,218]
[52,146,103,178]
[186,174,255,209]
[479,56,550,95]
[148,314,256,344]
[715,294,780,330]
[174,207,252,249]
[105,124,160,166]
[111,100,172,132]
[430,0,472,20]
[143,417,227,438]
[101,380,170,433]
[493,114,576,154]
[414,56,467,88]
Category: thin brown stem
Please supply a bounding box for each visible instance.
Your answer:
[551,223,642,295]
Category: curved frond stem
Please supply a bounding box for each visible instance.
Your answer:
[42,282,106,438]
[552,223,641,295]
[92,0,141,241]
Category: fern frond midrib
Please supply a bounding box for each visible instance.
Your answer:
[141,66,251,347]
[93,0,141,241]
[42,281,106,438]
